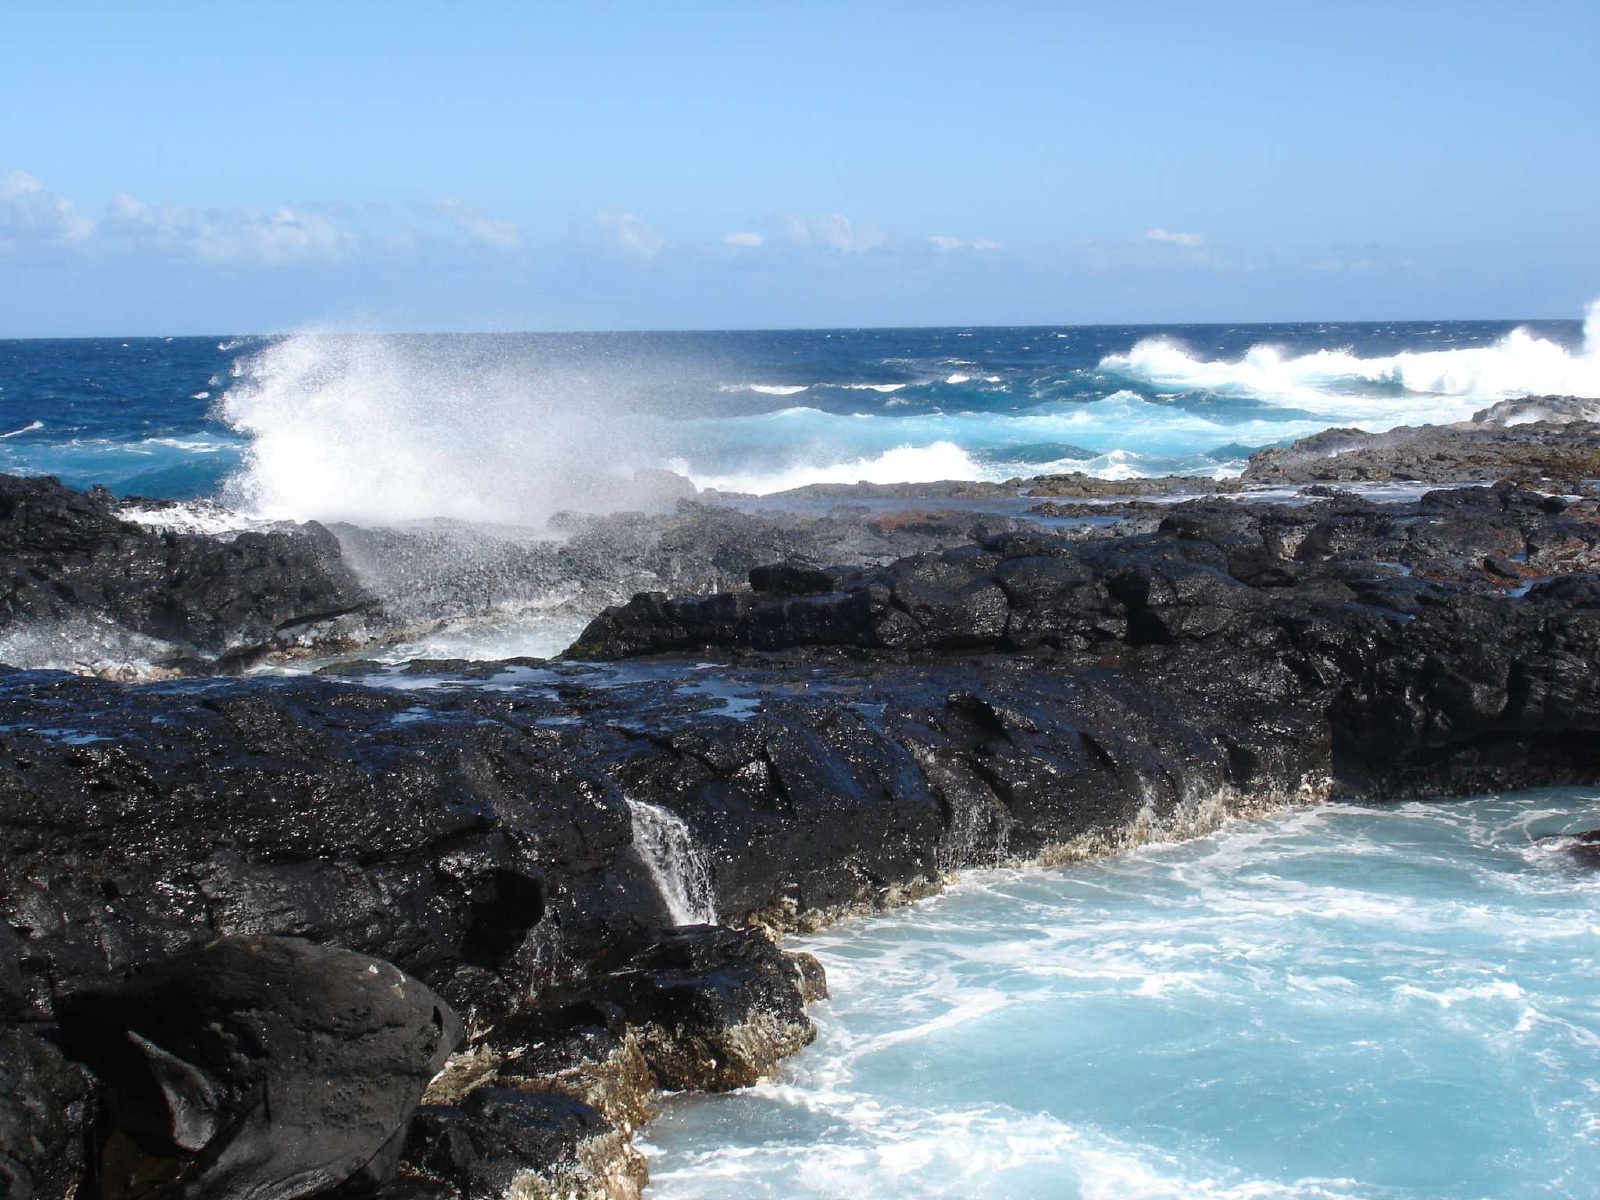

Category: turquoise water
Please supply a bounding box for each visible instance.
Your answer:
[1,313,1594,523]
[643,791,1600,1199]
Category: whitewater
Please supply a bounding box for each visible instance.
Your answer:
[642,789,1600,1200]
[2,316,1598,1195]
[0,305,1595,528]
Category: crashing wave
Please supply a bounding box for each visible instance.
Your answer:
[216,334,689,526]
[1101,300,1600,424]
[682,441,982,494]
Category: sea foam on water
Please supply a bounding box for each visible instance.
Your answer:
[207,304,1600,523]
[642,789,1600,1200]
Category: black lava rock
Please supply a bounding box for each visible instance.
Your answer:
[400,1088,644,1200]
[57,936,460,1200]
[0,473,374,672]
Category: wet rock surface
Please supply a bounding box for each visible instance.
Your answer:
[0,474,374,675]
[400,1086,646,1200]
[329,503,1041,657]
[59,936,459,1200]
[1,475,1598,1198]
[1240,396,1600,487]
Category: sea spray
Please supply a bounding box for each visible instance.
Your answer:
[216,333,678,526]
[627,799,717,925]
[10,312,1594,513]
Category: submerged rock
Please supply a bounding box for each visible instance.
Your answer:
[1550,828,1600,867]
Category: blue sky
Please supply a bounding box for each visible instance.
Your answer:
[2,0,1596,335]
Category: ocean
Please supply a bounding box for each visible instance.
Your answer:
[3,315,1599,1197]
[0,308,1596,528]
[642,790,1600,1200]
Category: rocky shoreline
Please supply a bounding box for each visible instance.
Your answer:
[3,402,1600,1199]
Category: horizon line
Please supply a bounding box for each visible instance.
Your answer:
[0,313,1583,343]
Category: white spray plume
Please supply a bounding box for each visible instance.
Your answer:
[218,333,674,526]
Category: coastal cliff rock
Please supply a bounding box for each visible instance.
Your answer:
[570,482,1598,661]
[0,475,374,675]
[2,477,1599,1199]
[1239,397,1600,486]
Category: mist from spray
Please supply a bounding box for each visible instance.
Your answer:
[217,333,673,526]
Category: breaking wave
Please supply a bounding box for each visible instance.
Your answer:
[679,441,982,494]
[199,305,1599,522]
[1101,299,1600,425]
[217,333,674,525]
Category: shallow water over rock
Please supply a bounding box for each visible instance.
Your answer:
[642,788,1600,1199]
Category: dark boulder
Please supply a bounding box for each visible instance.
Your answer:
[748,561,838,597]
[400,1088,645,1200]
[56,936,460,1200]
[1,1025,91,1200]
[596,925,816,1092]
[0,474,375,673]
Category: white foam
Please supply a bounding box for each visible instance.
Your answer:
[721,382,812,395]
[645,789,1600,1196]
[1394,980,1528,1008]
[689,440,982,494]
[0,420,43,439]
[646,1094,1373,1200]
[365,608,591,664]
[116,501,276,536]
[1101,300,1600,428]
[0,616,182,680]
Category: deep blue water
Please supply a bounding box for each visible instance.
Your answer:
[0,314,1592,524]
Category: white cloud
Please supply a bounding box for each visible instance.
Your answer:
[1,168,529,266]
[781,212,888,254]
[587,208,666,259]
[928,235,1002,254]
[722,230,764,247]
[0,170,96,247]
[103,193,354,264]
[433,200,521,251]
[1144,228,1205,247]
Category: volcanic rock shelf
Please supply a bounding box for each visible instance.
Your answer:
[2,476,1598,1199]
